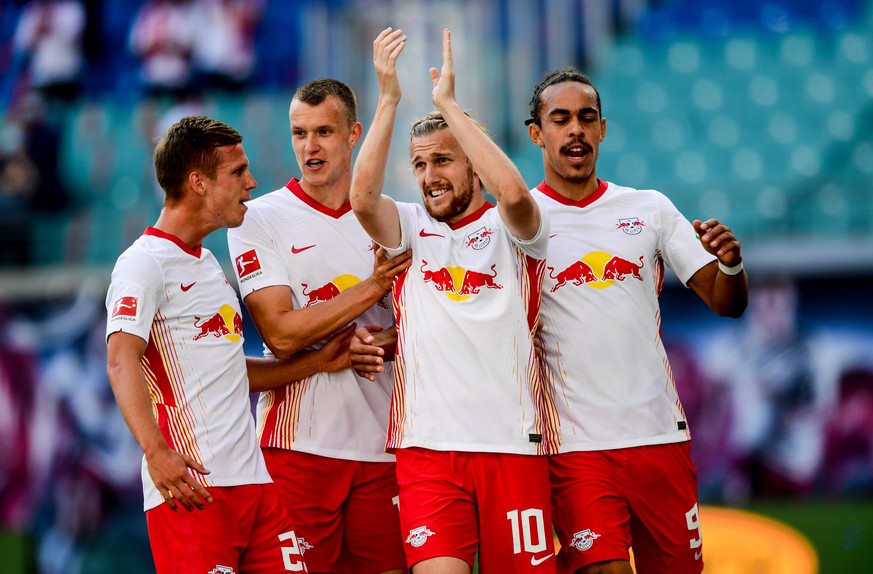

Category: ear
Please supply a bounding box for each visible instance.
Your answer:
[349,121,363,147]
[188,172,206,197]
[528,123,544,147]
[600,117,607,142]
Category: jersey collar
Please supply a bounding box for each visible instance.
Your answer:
[286,178,352,219]
[536,179,607,208]
[144,227,203,258]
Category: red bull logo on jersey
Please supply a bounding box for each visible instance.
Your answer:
[110,296,139,321]
[547,252,644,292]
[465,226,495,250]
[301,275,363,307]
[193,304,243,342]
[235,249,262,282]
[420,260,503,301]
[616,217,646,235]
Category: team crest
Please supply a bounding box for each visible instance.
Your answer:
[616,217,645,235]
[465,226,494,250]
[297,537,313,554]
[406,526,436,547]
[570,529,601,551]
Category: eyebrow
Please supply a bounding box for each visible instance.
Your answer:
[548,106,599,116]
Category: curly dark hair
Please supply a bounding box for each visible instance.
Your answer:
[526,67,601,126]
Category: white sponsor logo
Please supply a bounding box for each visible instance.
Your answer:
[208,566,235,574]
[531,552,554,566]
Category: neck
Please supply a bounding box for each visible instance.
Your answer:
[153,207,213,249]
[544,172,599,202]
[299,175,351,211]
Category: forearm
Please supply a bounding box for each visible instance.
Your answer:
[438,101,528,203]
[351,96,403,248]
[262,279,389,358]
[107,366,167,458]
[439,100,540,238]
[246,353,324,393]
[711,266,749,318]
[689,260,749,318]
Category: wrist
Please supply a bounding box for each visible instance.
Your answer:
[718,260,744,276]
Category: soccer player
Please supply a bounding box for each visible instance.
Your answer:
[225,78,412,573]
[525,68,749,574]
[105,115,354,573]
[350,28,558,573]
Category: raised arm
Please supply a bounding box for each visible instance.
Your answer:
[430,29,541,240]
[106,331,212,512]
[350,27,407,248]
[687,218,749,317]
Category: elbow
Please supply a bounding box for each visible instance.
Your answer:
[262,335,303,360]
[717,298,748,319]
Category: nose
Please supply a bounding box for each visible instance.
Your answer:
[304,132,320,153]
[423,163,439,186]
[247,172,257,191]
[567,117,583,137]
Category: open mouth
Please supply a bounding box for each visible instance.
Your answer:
[306,159,325,168]
[427,187,450,198]
[564,145,588,160]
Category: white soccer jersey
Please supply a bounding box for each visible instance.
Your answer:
[105,227,271,511]
[383,200,559,455]
[226,178,395,462]
[533,180,716,452]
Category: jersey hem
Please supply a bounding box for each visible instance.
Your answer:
[262,444,396,463]
[555,432,690,453]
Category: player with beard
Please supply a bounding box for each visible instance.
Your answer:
[350,28,558,574]
[525,68,748,574]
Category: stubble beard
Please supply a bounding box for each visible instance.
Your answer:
[423,168,476,222]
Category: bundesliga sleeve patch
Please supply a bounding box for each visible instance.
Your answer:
[234,248,263,281]
[111,296,139,322]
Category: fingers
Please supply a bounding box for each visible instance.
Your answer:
[442,28,453,70]
[374,27,406,64]
[351,351,385,382]
[354,324,383,343]
[695,218,742,262]
[386,250,413,271]
[164,454,213,511]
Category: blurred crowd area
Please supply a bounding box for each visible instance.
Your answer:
[1,1,872,572]
[0,0,871,274]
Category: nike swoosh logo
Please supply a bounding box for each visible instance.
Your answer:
[419,229,445,238]
[694,551,702,560]
[291,244,316,254]
[180,282,196,292]
[530,553,554,566]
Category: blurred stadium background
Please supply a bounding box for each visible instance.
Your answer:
[1,0,871,572]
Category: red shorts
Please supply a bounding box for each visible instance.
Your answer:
[146,483,307,573]
[550,442,704,574]
[262,448,405,574]
[395,447,556,573]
